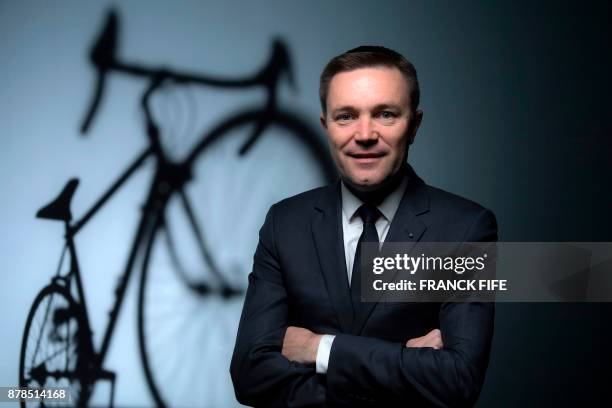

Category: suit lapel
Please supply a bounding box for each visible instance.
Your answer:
[351,166,430,335]
[312,181,354,333]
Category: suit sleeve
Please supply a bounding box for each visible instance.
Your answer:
[326,209,497,407]
[230,205,327,407]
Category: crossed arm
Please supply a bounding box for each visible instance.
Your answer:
[230,205,496,407]
[281,326,443,365]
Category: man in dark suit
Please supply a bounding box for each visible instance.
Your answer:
[230,46,497,407]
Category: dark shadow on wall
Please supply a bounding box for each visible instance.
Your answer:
[18,8,336,407]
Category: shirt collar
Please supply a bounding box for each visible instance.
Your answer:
[341,174,408,223]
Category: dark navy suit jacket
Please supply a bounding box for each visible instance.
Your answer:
[230,166,497,407]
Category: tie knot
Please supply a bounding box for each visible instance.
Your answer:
[357,204,381,224]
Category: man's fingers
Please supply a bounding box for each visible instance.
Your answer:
[406,336,425,347]
[282,326,319,364]
[424,329,443,349]
[426,329,443,349]
[406,338,419,347]
[406,329,444,349]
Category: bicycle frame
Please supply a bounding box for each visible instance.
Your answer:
[62,145,160,367]
[30,9,319,405]
[63,12,296,369]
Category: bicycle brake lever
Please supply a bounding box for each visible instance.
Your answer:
[80,9,119,135]
[81,71,106,135]
[271,39,297,93]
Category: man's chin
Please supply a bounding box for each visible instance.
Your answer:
[342,166,405,195]
[343,176,384,193]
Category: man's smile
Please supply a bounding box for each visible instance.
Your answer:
[346,151,386,165]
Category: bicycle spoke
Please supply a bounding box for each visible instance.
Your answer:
[177,188,226,283]
[30,294,58,369]
[64,318,72,372]
[30,341,75,370]
[161,220,200,287]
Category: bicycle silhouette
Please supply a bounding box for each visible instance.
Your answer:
[19,9,335,407]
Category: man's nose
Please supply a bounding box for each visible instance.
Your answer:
[353,117,378,145]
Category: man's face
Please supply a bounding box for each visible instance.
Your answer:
[321,66,422,192]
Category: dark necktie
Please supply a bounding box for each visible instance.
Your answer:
[350,204,381,315]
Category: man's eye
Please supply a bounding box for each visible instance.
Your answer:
[336,113,353,121]
[377,111,397,119]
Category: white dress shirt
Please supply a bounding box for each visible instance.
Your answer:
[315,176,408,374]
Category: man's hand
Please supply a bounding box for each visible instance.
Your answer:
[406,329,444,349]
[282,326,322,365]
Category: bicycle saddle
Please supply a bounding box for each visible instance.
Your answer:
[36,178,79,222]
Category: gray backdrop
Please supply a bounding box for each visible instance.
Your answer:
[1,1,610,406]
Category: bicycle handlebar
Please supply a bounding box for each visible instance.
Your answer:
[265,39,296,92]
[80,10,118,135]
[80,8,296,135]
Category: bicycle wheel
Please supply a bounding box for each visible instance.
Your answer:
[19,284,91,407]
[138,109,335,407]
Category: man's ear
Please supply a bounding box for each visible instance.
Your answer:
[320,112,328,130]
[409,110,423,145]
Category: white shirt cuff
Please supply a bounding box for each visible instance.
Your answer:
[315,334,335,374]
